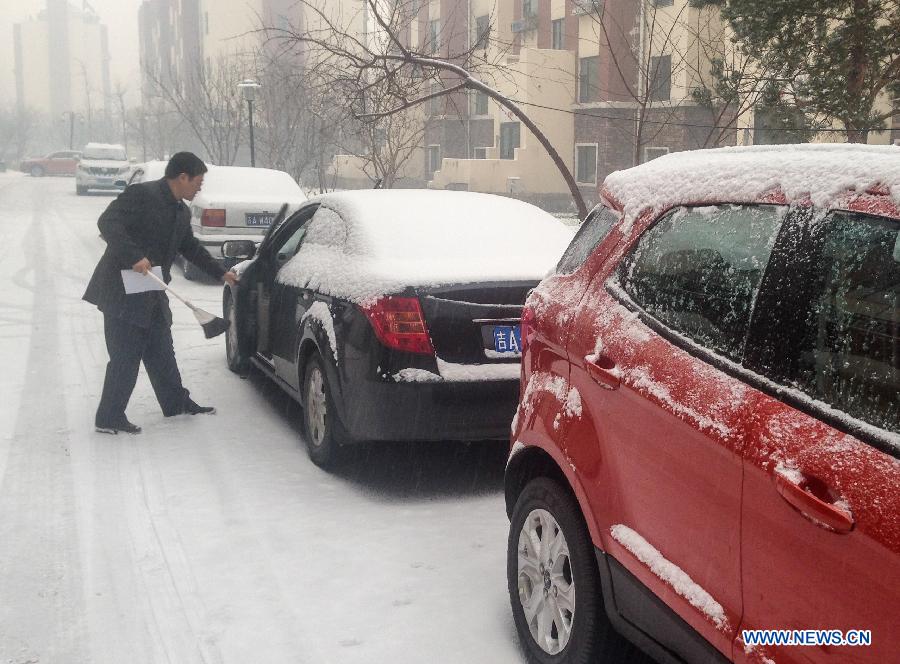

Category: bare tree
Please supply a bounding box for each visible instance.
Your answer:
[264,0,589,217]
[0,107,40,161]
[147,55,246,165]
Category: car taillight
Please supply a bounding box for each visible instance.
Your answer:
[362,296,434,355]
[520,304,535,357]
[201,208,226,227]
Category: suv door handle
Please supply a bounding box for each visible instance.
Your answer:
[585,356,621,390]
[774,473,854,533]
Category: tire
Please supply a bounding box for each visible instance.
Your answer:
[224,291,249,374]
[508,477,626,664]
[301,353,348,469]
[30,165,44,177]
[76,185,87,195]
[181,257,200,281]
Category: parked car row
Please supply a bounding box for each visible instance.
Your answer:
[19,150,82,177]
[108,144,898,664]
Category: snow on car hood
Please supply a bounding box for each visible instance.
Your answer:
[605,143,900,226]
[277,190,575,305]
[79,159,129,168]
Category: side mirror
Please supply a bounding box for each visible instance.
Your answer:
[222,240,256,259]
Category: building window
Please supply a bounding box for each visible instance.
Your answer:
[499,122,520,159]
[473,90,489,116]
[575,144,598,184]
[430,83,442,115]
[428,19,440,53]
[551,18,564,49]
[427,145,441,174]
[648,54,672,101]
[473,147,487,159]
[579,56,599,103]
[474,15,490,49]
[643,146,670,162]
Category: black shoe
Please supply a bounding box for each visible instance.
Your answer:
[184,399,216,415]
[96,420,142,435]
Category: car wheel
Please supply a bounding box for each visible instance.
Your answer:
[301,353,347,469]
[76,185,87,195]
[224,291,249,374]
[181,257,199,281]
[30,165,44,177]
[509,477,625,664]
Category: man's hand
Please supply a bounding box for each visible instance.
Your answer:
[223,271,239,286]
[133,257,151,274]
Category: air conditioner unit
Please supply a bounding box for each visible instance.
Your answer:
[572,0,603,16]
[511,16,538,33]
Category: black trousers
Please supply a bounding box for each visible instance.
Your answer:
[95,308,189,426]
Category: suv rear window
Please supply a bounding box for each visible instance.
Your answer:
[757,211,899,434]
[616,205,783,361]
[556,205,618,274]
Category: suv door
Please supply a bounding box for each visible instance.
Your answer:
[566,204,785,660]
[737,208,900,663]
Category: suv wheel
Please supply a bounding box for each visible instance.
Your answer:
[76,185,87,195]
[181,257,200,281]
[30,165,44,177]
[509,477,622,664]
[224,291,249,374]
[301,354,347,469]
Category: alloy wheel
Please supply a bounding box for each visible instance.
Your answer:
[517,508,576,655]
[305,365,327,448]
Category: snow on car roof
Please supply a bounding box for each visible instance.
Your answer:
[200,166,306,199]
[278,189,576,304]
[604,144,900,225]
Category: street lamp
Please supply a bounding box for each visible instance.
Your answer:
[60,111,84,150]
[238,78,261,167]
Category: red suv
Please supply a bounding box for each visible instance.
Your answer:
[505,145,899,664]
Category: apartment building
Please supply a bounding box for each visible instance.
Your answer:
[405,0,738,207]
[13,0,112,123]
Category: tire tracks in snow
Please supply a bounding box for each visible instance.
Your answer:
[0,182,90,663]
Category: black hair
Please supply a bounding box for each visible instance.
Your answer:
[165,152,208,179]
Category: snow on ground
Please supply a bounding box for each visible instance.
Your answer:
[0,174,532,664]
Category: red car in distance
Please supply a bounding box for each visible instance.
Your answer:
[505,144,899,664]
[19,150,81,177]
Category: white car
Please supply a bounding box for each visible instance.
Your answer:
[183,166,307,279]
[124,160,168,186]
[76,143,130,195]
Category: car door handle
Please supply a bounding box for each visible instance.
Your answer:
[585,356,621,390]
[774,473,854,533]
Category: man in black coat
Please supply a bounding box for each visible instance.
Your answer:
[84,152,238,434]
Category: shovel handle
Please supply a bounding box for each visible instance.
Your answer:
[144,269,194,310]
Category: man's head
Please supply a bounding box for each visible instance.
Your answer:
[165,152,207,201]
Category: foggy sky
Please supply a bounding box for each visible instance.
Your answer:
[0,0,143,107]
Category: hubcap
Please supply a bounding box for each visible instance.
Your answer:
[226,301,238,361]
[517,508,575,654]
[306,366,327,447]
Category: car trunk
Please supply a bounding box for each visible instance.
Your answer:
[416,281,537,364]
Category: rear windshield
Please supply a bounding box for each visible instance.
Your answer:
[83,146,127,161]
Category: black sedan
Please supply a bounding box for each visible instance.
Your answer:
[222,190,574,468]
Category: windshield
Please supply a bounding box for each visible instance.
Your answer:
[83,146,127,161]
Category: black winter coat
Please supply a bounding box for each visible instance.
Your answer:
[83,178,225,328]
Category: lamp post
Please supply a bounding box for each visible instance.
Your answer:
[60,111,83,150]
[238,78,261,167]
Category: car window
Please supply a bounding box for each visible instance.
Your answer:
[128,169,145,185]
[615,205,783,361]
[556,204,619,274]
[276,224,309,260]
[759,211,899,434]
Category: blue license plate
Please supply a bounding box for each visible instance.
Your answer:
[492,325,522,353]
[246,212,275,226]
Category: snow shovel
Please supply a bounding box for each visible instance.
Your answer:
[145,270,229,339]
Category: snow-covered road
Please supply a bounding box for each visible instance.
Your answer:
[0,173,527,664]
